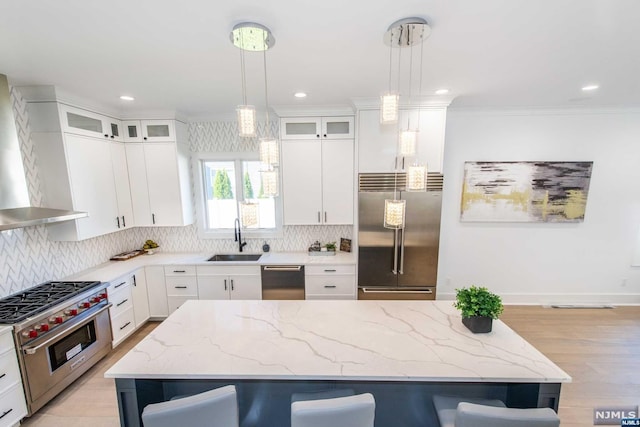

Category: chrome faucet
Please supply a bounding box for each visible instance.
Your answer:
[234,218,247,252]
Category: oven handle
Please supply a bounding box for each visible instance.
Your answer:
[22,304,112,355]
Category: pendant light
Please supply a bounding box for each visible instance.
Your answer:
[261,169,278,197]
[239,201,259,228]
[380,28,399,124]
[382,18,431,160]
[384,172,406,229]
[231,23,275,138]
[406,165,427,191]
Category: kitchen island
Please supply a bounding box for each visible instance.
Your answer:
[105,300,570,427]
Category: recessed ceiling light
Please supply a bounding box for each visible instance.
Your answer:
[435,89,449,95]
[294,92,307,98]
[581,85,599,92]
[120,95,135,101]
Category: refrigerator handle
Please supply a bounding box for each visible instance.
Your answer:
[399,227,405,274]
[392,228,399,275]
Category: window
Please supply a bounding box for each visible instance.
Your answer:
[198,155,280,236]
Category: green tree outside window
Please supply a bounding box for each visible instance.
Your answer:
[213,169,233,199]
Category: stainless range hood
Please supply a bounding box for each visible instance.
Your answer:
[0,74,87,231]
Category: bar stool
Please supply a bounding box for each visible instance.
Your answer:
[291,393,375,427]
[432,395,560,427]
[141,385,239,427]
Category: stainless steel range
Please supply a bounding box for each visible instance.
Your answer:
[0,280,112,416]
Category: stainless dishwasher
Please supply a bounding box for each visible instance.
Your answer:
[261,265,305,300]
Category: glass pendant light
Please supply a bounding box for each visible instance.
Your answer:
[406,164,427,191]
[384,199,406,229]
[231,23,275,138]
[239,201,259,228]
[261,169,278,197]
[259,138,279,166]
[399,130,417,157]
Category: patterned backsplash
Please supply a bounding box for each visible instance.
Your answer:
[0,89,352,298]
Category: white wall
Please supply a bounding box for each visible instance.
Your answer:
[437,108,640,304]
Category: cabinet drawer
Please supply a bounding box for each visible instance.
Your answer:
[164,265,196,276]
[0,349,21,394]
[165,276,198,296]
[109,286,134,318]
[0,382,27,427]
[111,307,136,345]
[197,265,260,276]
[0,330,15,354]
[167,296,196,314]
[305,275,355,295]
[108,275,132,293]
[305,264,356,275]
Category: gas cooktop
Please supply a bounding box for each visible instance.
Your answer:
[0,281,102,324]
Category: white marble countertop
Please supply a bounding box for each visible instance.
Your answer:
[69,251,356,283]
[105,300,571,383]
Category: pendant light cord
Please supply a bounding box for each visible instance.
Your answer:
[388,29,393,92]
[240,32,248,105]
[418,26,425,132]
[407,25,414,129]
[262,43,271,139]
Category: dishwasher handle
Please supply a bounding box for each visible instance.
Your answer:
[262,265,303,272]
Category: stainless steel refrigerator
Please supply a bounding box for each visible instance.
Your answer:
[358,172,443,300]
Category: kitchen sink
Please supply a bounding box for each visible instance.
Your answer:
[207,254,262,262]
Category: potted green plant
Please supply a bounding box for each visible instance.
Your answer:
[453,286,504,333]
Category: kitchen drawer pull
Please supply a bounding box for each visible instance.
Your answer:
[122,215,126,227]
[173,270,186,273]
[361,288,433,294]
[263,266,302,271]
[324,269,337,272]
[224,279,227,291]
[152,213,156,224]
[116,299,129,307]
[116,216,120,228]
[175,286,187,289]
[120,321,131,330]
[114,281,127,289]
[231,280,234,291]
[0,373,5,380]
[324,285,337,288]
[0,408,13,420]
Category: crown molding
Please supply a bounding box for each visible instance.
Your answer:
[271,104,355,117]
[351,95,455,110]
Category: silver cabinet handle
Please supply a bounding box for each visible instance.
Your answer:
[317,211,321,223]
[324,285,337,288]
[324,212,327,222]
[324,269,337,272]
[399,228,405,275]
[392,229,399,275]
[263,266,302,271]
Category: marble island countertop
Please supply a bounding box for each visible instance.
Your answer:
[68,251,355,283]
[105,300,571,383]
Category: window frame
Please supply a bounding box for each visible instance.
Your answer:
[194,152,283,239]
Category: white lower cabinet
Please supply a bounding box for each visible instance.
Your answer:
[107,269,150,347]
[305,264,356,300]
[165,266,198,314]
[0,328,27,426]
[197,266,262,300]
[146,266,168,318]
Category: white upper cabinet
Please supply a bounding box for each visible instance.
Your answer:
[281,116,354,140]
[282,137,354,225]
[123,119,176,142]
[125,122,193,227]
[59,104,122,141]
[40,133,121,240]
[358,107,447,173]
[109,142,134,229]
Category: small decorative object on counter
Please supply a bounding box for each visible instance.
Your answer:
[142,239,159,255]
[308,240,336,256]
[340,238,352,252]
[110,249,145,261]
[262,241,270,252]
[453,286,504,333]
[324,242,337,251]
[309,240,322,252]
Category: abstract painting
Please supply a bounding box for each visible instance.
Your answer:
[461,161,593,222]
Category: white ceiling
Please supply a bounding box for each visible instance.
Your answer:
[1,0,639,118]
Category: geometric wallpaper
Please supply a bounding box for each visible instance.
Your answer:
[0,89,352,298]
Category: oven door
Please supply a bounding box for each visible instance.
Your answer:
[20,305,112,413]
